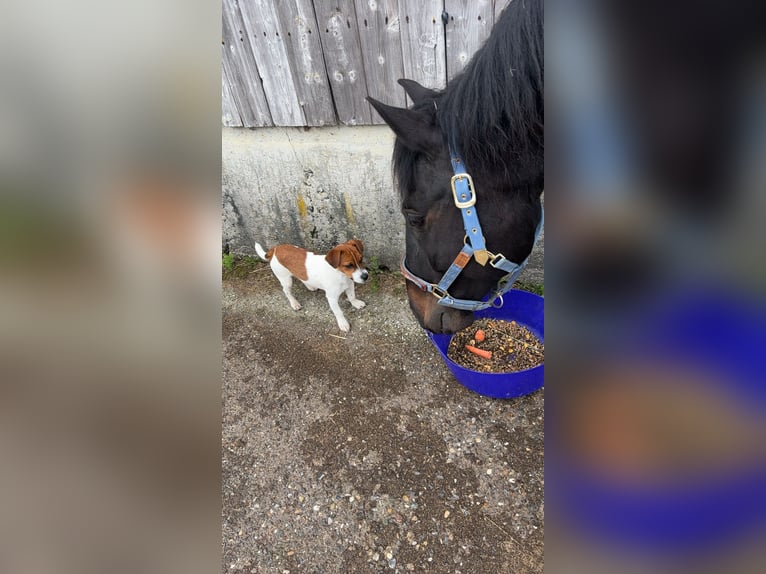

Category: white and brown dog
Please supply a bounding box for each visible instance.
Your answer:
[255,239,369,332]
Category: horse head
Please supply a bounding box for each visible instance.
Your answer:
[368,0,544,334]
[370,81,543,333]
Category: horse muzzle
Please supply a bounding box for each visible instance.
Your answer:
[405,282,474,334]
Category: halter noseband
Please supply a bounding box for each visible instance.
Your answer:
[400,147,544,312]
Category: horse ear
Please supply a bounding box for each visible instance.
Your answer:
[368,97,442,153]
[397,79,438,105]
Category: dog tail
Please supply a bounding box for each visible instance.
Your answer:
[254,242,273,261]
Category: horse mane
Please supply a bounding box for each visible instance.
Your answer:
[393,0,543,196]
[439,0,543,173]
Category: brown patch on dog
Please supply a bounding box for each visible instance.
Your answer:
[347,239,364,258]
[271,244,309,281]
[326,240,365,279]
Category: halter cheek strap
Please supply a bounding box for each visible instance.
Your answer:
[450,155,489,265]
[400,147,544,312]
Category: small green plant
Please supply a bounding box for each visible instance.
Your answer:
[367,255,383,292]
[223,253,261,279]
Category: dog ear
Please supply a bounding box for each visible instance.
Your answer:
[325,246,342,268]
[348,239,364,258]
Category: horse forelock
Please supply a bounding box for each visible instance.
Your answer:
[437,0,543,178]
[391,0,543,199]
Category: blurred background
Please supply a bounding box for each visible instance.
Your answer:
[1,0,765,572]
[547,0,766,571]
[0,1,220,573]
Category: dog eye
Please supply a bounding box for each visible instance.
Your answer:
[344,263,354,268]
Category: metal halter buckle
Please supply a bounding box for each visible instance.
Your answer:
[450,173,476,208]
[489,252,506,267]
[431,286,448,300]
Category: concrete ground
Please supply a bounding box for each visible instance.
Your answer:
[222,262,544,573]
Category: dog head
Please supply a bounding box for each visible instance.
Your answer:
[326,239,369,284]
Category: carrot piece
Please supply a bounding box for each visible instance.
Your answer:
[474,329,486,342]
[465,344,492,359]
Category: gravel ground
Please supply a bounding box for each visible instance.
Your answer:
[222,262,544,573]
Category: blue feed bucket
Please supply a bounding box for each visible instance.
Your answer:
[426,289,544,399]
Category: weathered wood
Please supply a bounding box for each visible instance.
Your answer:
[222,0,273,127]
[314,1,372,125]
[238,0,305,126]
[398,0,446,94]
[221,0,507,127]
[274,0,336,126]
[222,67,243,127]
[445,0,493,82]
[353,0,406,124]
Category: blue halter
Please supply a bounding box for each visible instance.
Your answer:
[400,147,544,311]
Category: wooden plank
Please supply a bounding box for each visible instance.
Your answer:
[494,0,513,18]
[398,0,446,93]
[274,0,336,127]
[314,1,372,125]
[222,67,243,127]
[238,0,305,126]
[445,0,494,82]
[222,0,273,127]
[353,0,406,124]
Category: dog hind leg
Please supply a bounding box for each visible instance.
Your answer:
[271,260,302,310]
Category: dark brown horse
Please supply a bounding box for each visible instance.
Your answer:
[369,0,543,333]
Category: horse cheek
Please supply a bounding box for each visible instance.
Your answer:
[405,282,433,328]
[405,282,474,333]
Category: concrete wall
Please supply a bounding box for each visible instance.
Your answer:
[222,126,543,283]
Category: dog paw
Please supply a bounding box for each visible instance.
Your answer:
[351,300,366,310]
[337,318,350,332]
[291,301,302,311]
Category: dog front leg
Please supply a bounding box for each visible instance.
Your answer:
[326,293,350,332]
[345,285,366,310]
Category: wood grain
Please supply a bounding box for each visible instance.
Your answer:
[445,0,493,82]
[314,0,372,125]
[222,0,273,127]
[353,0,406,123]
[274,0,337,126]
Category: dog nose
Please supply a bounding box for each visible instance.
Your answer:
[361,270,369,281]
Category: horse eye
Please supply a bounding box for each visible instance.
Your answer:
[405,211,425,228]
